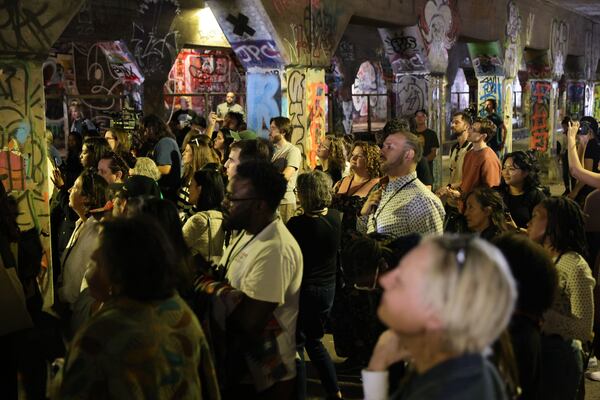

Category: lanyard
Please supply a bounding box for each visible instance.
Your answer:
[372,178,417,230]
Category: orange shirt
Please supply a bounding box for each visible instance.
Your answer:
[459,147,501,196]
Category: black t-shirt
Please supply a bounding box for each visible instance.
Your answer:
[500,187,546,229]
[414,128,440,158]
[286,209,342,287]
[416,157,433,186]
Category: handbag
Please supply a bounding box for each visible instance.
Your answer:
[0,254,33,336]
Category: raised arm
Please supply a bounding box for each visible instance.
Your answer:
[567,121,600,189]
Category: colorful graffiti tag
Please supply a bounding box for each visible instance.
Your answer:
[230,40,284,68]
[566,81,585,119]
[287,68,307,154]
[247,70,282,137]
[477,76,503,117]
[530,80,552,152]
[378,26,429,74]
[307,81,328,168]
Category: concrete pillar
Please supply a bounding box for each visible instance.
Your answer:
[0,0,85,308]
[428,75,445,189]
[246,68,283,137]
[594,84,600,120]
[284,67,326,169]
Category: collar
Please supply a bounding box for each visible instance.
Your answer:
[386,171,418,190]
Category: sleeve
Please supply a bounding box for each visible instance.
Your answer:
[480,152,501,188]
[240,249,296,305]
[584,140,597,159]
[287,146,302,170]
[182,214,209,250]
[361,369,389,400]
[566,258,595,341]
[154,139,175,166]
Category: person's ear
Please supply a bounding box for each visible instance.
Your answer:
[115,171,123,181]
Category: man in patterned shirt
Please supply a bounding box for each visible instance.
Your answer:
[360,120,445,238]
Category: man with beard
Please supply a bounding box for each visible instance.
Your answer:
[436,111,473,232]
[484,98,506,156]
[360,120,445,239]
[219,160,303,399]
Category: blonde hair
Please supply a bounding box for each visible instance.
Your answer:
[183,139,220,181]
[422,236,516,354]
[130,157,161,181]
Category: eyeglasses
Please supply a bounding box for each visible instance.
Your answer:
[350,154,366,159]
[318,142,330,150]
[502,165,520,172]
[223,192,261,203]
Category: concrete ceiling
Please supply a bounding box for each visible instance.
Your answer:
[546,0,600,23]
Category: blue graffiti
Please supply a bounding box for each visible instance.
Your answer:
[247,71,282,137]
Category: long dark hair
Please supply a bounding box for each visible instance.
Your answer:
[141,114,175,141]
[500,151,541,192]
[465,187,508,234]
[79,168,109,213]
[83,136,110,169]
[539,197,588,259]
[192,169,224,211]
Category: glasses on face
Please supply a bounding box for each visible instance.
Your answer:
[223,192,261,204]
[351,153,366,160]
[502,165,521,173]
[318,142,330,150]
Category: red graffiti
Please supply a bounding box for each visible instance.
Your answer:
[0,150,26,191]
[530,81,551,152]
[307,82,328,168]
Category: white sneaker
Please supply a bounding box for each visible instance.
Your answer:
[589,356,598,369]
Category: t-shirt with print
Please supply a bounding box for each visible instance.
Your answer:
[152,136,182,201]
[223,218,303,388]
[272,142,302,205]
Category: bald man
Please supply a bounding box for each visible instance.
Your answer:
[216,91,245,122]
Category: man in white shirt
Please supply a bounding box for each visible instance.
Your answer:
[221,160,303,398]
[269,116,302,223]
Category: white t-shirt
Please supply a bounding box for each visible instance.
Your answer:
[223,218,303,386]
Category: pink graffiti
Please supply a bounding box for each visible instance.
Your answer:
[307,82,328,168]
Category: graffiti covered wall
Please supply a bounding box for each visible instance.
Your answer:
[594,84,600,121]
[530,80,552,152]
[477,75,504,117]
[566,80,585,119]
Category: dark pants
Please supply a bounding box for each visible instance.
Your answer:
[562,152,576,193]
[539,335,584,400]
[296,284,339,399]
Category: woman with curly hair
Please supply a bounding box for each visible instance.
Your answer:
[464,187,508,242]
[331,141,380,235]
[497,151,546,229]
[316,135,346,184]
[177,136,220,221]
[527,196,594,400]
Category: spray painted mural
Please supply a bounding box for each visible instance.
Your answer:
[247,69,282,137]
[0,59,51,292]
[418,0,458,74]
[285,67,326,168]
[379,26,429,74]
[550,19,569,79]
[530,80,552,152]
[504,1,522,79]
[467,42,504,77]
[395,75,429,118]
[477,76,503,117]
[164,49,244,117]
[352,61,387,131]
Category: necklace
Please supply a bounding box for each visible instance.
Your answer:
[221,220,273,271]
[344,175,372,197]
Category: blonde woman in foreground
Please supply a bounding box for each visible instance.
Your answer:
[362,235,516,400]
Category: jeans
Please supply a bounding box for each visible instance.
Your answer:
[540,335,584,400]
[296,284,339,399]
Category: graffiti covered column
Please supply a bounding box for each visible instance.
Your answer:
[418,0,458,188]
[529,80,552,152]
[502,0,523,153]
[0,0,85,308]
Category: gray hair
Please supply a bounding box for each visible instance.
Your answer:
[296,170,333,212]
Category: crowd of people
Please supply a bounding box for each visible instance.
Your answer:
[1,102,600,400]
